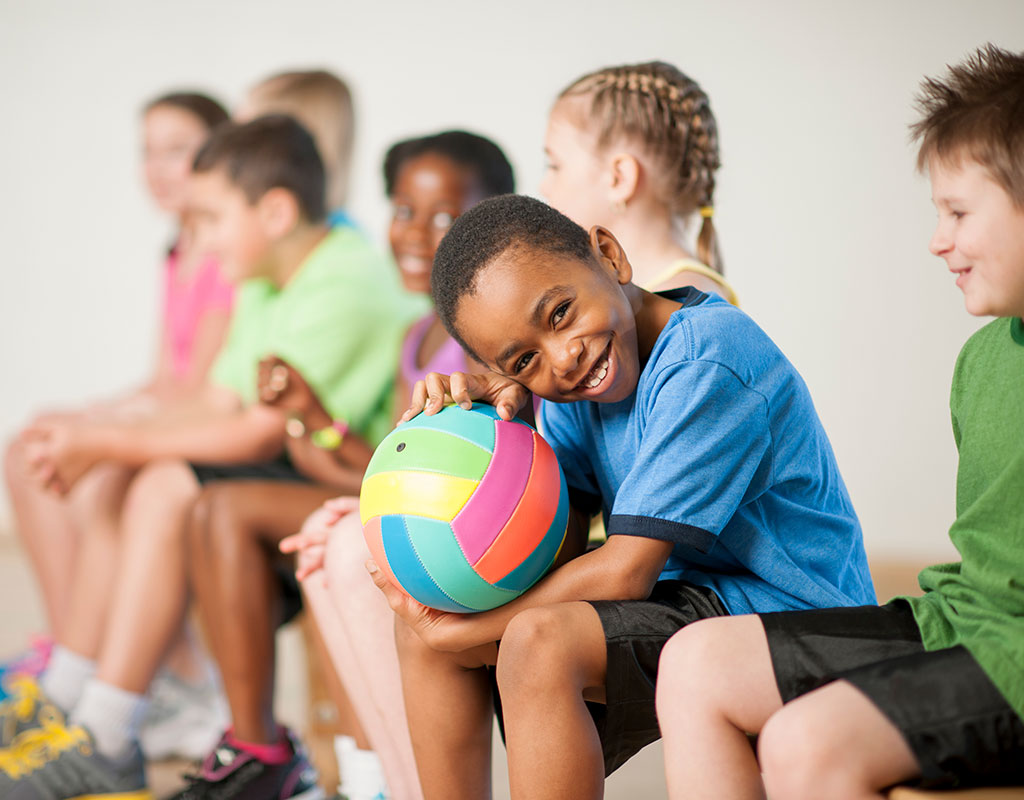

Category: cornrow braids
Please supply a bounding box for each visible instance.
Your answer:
[559,61,724,272]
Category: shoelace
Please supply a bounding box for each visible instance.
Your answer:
[0,707,90,780]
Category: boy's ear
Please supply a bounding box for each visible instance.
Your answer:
[257,187,301,239]
[607,152,641,208]
[589,226,633,286]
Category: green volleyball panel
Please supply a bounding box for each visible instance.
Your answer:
[364,427,492,482]
[398,403,497,452]
[401,515,520,612]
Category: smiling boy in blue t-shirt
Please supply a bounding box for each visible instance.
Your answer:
[372,193,874,798]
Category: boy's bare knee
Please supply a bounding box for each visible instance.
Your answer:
[759,704,828,800]
[496,606,578,694]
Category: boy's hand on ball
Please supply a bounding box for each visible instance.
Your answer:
[402,371,528,422]
[367,559,468,651]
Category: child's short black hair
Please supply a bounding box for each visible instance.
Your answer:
[383,130,516,198]
[431,194,594,359]
[193,114,326,223]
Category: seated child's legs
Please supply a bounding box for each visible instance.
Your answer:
[760,602,1024,793]
[496,602,607,800]
[304,513,422,800]
[656,615,782,800]
[759,679,919,800]
[95,458,202,693]
[187,480,338,743]
[395,619,497,800]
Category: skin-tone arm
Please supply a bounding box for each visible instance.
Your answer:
[255,356,375,492]
[382,369,676,653]
[22,383,283,493]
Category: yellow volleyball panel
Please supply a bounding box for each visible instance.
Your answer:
[360,470,479,524]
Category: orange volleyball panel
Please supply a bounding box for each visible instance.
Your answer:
[473,432,561,583]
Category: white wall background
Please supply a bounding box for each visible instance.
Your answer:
[2,0,1022,563]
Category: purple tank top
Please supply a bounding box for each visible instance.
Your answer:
[401,313,470,386]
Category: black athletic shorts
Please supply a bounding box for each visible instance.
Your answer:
[188,455,309,626]
[491,579,727,777]
[761,600,1024,789]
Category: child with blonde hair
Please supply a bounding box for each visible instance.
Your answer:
[542,61,736,301]
[238,69,356,227]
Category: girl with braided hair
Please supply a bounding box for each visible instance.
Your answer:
[542,61,737,303]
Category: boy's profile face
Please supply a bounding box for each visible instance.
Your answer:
[455,235,641,404]
[929,157,1024,318]
[188,168,271,283]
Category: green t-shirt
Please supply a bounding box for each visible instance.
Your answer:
[211,227,427,446]
[904,316,1024,722]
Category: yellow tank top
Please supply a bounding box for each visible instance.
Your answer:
[644,258,739,306]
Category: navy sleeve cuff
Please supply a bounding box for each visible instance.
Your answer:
[607,515,716,553]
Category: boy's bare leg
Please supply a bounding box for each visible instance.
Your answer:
[94,458,201,692]
[656,616,783,800]
[302,516,423,799]
[396,620,496,800]
[496,602,607,800]
[759,680,919,800]
[187,480,340,743]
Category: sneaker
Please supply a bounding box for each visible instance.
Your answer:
[0,676,66,748]
[169,730,325,800]
[0,637,54,700]
[140,668,229,761]
[0,715,151,799]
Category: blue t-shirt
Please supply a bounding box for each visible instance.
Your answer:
[539,289,875,615]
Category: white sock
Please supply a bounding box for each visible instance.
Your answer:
[39,645,96,712]
[72,679,148,762]
[335,735,390,800]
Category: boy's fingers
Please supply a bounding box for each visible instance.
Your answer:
[423,373,452,415]
[323,496,360,514]
[401,380,428,422]
[450,372,474,410]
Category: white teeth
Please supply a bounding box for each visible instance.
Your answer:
[584,357,609,389]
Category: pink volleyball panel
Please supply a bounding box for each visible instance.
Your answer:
[473,432,562,584]
[451,420,534,563]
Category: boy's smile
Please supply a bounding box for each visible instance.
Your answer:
[453,231,649,404]
[929,157,1024,318]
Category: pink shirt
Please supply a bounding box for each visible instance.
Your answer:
[163,251,234,379]
[400,312,469,386]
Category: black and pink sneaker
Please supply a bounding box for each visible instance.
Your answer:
[170,729,324,800]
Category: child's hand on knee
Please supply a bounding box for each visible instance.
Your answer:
[281,495,359,580]
[21,420,103,495]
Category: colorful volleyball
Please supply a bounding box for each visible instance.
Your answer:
[359,403,569,613]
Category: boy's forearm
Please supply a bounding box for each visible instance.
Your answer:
[435,534,673,651]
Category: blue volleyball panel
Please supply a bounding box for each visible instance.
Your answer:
[494,468,570,593]
[379,515,473,613]
[399,404,496,453]
[403,515,520,612]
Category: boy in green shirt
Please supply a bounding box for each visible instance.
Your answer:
[655,44,1024,798]
[1,115,418,799]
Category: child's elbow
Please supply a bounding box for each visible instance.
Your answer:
[606,569,658,601]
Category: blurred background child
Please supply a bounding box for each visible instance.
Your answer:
[277,129,515,800]
[542,61,736,302]
[238,69,357,229]
[1,114,418,800]
[1,90,234,756]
